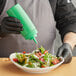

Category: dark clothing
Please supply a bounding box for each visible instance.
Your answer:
[0,0,6,15]
[0,0,76,40]
[50,0,76,40]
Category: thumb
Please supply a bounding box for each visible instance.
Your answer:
[56,47,63,57]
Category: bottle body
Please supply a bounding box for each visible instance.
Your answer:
[7,4,38,44]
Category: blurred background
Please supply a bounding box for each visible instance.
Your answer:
[54,0,76,56]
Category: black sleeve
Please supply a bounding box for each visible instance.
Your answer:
[0,0,6,15]
[55,0,76,41]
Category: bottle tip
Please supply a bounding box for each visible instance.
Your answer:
[33,38,38,44]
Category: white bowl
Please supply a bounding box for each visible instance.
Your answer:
[9,53,64,73]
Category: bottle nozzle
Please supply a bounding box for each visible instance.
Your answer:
[33,38,38,44]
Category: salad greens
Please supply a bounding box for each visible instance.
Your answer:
[13,46,60,68]
[39,46,45,54]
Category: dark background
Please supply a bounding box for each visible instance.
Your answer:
[54,0,76,56]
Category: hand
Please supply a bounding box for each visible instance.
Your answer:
[56,43,72,64]
[0,17,23,34]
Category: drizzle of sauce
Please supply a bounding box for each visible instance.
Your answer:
[35,39,39,49]
[33,39,39,50]
[35,43,38,49]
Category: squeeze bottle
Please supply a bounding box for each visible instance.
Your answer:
[7,4,38,44]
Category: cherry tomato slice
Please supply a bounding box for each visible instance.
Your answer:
[52,58,59,65]
[23,51,26,54]
[38,52,42,56]
[13,58,18,62]
[41,65,46,68]
[44,50,48,54]
[39,58,45,62]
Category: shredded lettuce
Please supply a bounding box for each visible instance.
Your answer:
[26,64,35,68]
[14,46,60,68]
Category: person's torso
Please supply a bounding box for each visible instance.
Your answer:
[0,0,56,57]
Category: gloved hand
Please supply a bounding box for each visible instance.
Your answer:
[0,17,23,35]
[56,43,72,64]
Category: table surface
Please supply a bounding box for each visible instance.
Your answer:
[0,57,76,76]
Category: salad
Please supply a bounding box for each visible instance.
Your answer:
[13,46,61,68]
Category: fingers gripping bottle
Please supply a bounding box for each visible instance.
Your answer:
[7,4,38,44]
